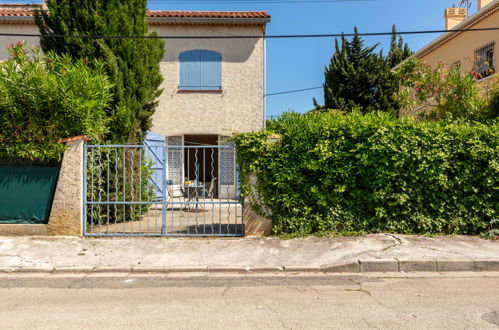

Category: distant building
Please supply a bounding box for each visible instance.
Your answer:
[413,0,498,81]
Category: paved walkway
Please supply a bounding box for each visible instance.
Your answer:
[0,234,498,273]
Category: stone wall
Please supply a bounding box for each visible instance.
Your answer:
[244,174,272,236]
[47,137,85,236]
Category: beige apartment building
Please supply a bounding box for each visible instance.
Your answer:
[414,0,498,80]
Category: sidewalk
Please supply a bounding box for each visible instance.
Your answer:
[0,234,498,273]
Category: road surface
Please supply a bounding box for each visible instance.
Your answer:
[0,272,498,329]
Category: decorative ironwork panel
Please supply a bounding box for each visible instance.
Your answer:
[219,146,235,186]
[167,136,183,185]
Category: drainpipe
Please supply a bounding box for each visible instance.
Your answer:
[262,32,267,130]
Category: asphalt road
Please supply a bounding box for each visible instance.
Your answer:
[0,273,498,329]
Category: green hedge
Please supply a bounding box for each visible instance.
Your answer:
[235,112,499,237]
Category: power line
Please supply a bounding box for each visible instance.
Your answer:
[4,0,372,3]
[1,26,499,39]
[265,86,322,97]
[147,0,371,3]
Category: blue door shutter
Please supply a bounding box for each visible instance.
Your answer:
[179,50,222,90]
[144,132,166,200]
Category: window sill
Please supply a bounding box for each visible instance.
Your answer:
[477,75,495,83]
[177,90,223,94]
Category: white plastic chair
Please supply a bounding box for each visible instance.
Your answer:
[207,177,217,198]
[166,184,186,210]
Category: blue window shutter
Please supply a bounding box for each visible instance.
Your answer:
[179,50,222,90]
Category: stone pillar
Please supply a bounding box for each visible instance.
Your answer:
[48,136,87,236]
[244,174,272,236]
[243,135,280,237]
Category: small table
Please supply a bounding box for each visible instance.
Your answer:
[183,184,206,211]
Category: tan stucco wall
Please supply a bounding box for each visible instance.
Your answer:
[419,9,499,71]
[150,25,265,137]
[0,24,39,59]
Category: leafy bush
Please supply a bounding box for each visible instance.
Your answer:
[37,0,165,143]
[235,111,499,237]
[0,42,112,165]
[395,58,494,122]
[484,76,499,121]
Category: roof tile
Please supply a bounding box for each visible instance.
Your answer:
[147,10,270,19]
[0,5,270,20]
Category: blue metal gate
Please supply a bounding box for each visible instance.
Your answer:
[83,141,243,237]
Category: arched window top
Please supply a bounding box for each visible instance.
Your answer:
[179,50,222,91]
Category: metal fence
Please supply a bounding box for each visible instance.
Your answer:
[84,143,243,237]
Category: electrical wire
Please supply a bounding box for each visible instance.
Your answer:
[2,12,491,99]
[265,86,322,96]
[147,0,371,3]
[1,26,499,39]
[0,0,373,3]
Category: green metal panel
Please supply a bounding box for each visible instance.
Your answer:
[0,165,60,224]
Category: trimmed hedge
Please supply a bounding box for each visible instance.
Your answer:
[235,112,499,237]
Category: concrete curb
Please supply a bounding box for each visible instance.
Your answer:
[1,259,499,274]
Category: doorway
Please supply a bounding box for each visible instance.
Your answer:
[183,135,219,198]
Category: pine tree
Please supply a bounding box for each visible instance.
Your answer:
[35,0,165,143]
[320,28,398,113]
[387,25,413,69]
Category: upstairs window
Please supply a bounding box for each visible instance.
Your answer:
[179,50,222,91]
[474,42,495,79]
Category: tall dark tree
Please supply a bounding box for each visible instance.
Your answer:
[35,0,165,143]
[387,25,413,69]
[317,28,399,113]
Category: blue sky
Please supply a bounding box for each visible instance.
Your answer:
[146,0,477,117]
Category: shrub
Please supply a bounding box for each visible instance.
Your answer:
[235,111,499,237]
[395,58,492,122]
[0,42,112,165]
[36,0,165,143]
[484,76,499,121]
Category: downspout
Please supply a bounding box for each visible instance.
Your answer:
[263,33,267,130]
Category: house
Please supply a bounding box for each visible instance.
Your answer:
[413,0,498,80]
[0,4,271,199]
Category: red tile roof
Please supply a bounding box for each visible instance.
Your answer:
[0,9,33,17]
[0,4,270,21]
[147,10,270,19]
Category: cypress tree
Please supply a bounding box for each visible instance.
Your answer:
[35,0,165,143]
[320,27,398,113]
[387,24,413,69]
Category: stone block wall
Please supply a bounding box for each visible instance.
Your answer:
[244,174,272,236]
[47,137,85,236]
